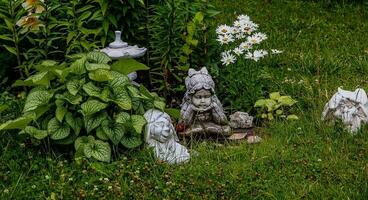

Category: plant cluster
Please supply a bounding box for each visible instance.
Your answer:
[0,52,165,162]
[254,92,298,121]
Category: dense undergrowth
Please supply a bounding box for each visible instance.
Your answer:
[1,0,368,199]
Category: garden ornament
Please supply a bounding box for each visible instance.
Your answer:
[144,109,190,164]
[100,31,147,83]
[322,87,368,133]
[179,67,231,136]
[229,111,262,143]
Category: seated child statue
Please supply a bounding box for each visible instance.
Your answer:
[179,67,231,136]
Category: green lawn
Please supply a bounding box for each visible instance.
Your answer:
[1,0,368,199]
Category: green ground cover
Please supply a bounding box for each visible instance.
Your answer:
[1,0,368,199]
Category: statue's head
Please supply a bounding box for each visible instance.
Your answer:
[144,109,176,144]
[184,67,216,111]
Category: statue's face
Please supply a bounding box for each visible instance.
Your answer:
[151,119,172,143]
[192,89,212,110]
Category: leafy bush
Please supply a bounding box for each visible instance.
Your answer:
[254,92,298,121]
[0,52,165,162]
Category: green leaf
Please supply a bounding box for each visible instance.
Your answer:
[24,105,50,120]
[69,57,87,75]
[24,126,48,140]
[81,100,107,116]
[112,89,132,110]
[88,69,113,82]
[65,112,83,136]
[264,99,277,112]
[102,121,125,145]
[3,45,17,56]
[278,96,297,106]
[48,118,71,140]
[275,109,283,115]
[83,140,111,162]
[85,62,110,71]
[56,105,67,122]
[154,100,166,111]
[111,58,149,75]
[0,116,33,130]
[254,99,266,107]
[270,92,281,100]
[164,108,181,120]
[53,133,78,145]
[120,134,142,149]
[115,112,130,124]
[23,89,53,113]
[96,127,109,140]
[24,71,54,86]
[75,136,95,150]
[66,79,85,95]
[287,115,299,120]
[139,85,154,99]
[87,52,111,64]
[56,93,83,105]
[131,115,146,134]
[84,112,108,133]
[267,113,274,120]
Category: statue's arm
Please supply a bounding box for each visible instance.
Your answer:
[180,103,194,125]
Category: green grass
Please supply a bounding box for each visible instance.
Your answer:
[1,0,368,199]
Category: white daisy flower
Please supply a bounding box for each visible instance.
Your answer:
[271,49,283,54]
[221,51,236,66]
[239,41,253,51]
[235,33,246,39]
[233,20,242,28]
[216,34,234,45]
[247,33,267,44]
[216,25,233,35]
[233,47,244,56]
[237,14,250,23]
[240,23,257,35]
[253,32,268,41]
[245,50,268,62]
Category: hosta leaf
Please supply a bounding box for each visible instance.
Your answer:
[154,100,166,111]
[88,69,113,82]
[120,133,142,149]
[24,126,48,140]
[84,112,108,133]
[81,100,107,116]
[87,52,111,64]
[48,118,71,140]
[254,99,266,107]
[112,89,132,110]
[75,136,95,150]
[83,140,111,162]
[66,79,85,95]
[278,96,297,106]
[109,71,129,88]
[0,116,33,130]
[115,112,130,124]
[139,85,154,99]
[131,115,146,134]
[86,62,110,71]
[82,82,109,102]
[53,133,77,145]
[69,57,87,75]
[24,105,50,120]
[24,71,54,86]
[65,112,83,136]
[52,68,70,81]
[56,93,83,105]
[111,58,149,75]
[102,121,125,145]
[56,105,67,122]
[269,92,281,100]
[96,127,109,140]
[23,89,53,113]
[287,114,299,120]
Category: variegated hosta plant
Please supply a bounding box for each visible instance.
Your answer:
[0,52,165,162]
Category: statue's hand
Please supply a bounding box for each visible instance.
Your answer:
[191,104,213,112]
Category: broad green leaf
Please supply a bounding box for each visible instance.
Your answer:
[0,116,33,130]
[278,96,297,106]
[139,85,153,99]
[66,79,85,95]
[165,108,181,120]
[96,127,109,140]
[111,58,149,75]
[24,71,53,86]
[85,62,110,71]
[287,115,299,120]
[275,109,283,115]
[65,112,83,136]
[115,112,130,124]
[121,133,142,149]
[127,85,142,98]
[83,140,111,162]
[84,112,108,133]
[52,68,70,81]
[0,105,8,114]
[87,52,111,64]
[102,121,125,145]
[269,92,281,100]
[69,57,87,74]
[254,99,266,107]
[3,45,17,56]
[48,118,71,140]
[24,105,50,120]
[56,93,83,105]
[23,89,53,112]
[56,106,67,122]
[81,100,107,116]
[112,89,132,110]
[82,82,109,102]
[88,69,113,82]
[265,99,277,112]
[75,135,95,150]
[131,115,146,134]
[267,113,274,120]
[24,126,48,140]
[53,133,78,145]
[154,100,166,111]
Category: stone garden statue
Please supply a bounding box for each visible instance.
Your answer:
[322,87,368,133]
[144,109,190,164]
[179,67,231,136]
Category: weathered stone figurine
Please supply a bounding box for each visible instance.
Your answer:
[179,67,231,136]
[144,109,190,164]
